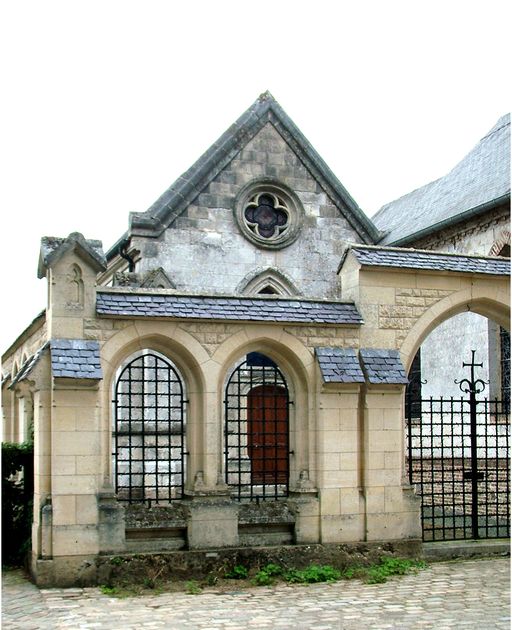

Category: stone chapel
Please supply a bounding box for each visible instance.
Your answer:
[2,93,510,586]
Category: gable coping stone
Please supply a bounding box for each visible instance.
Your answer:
[123,92,381,246]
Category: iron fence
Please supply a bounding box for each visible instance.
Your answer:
[406,352,510,541]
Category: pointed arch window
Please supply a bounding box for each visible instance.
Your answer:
[238,268,299,296]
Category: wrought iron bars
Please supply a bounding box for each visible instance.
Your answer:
[406,351,510,541]
[113,352,186,505]
[224,353,290,501]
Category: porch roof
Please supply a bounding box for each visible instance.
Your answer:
[315,347,409,385]
[96,291,364,325]
[359,349,409,385]
[315,347,365,383]
[339,245,511,275]
[9,343,49,388]
[50,339,103,379]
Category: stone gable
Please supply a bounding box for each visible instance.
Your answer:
[133,122,365,300]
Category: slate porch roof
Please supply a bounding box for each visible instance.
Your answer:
[359,349,409,385]
[107,92,380,253]
[96,291,364,325]
[8,339,103,386]
[315,347,408,385]
[9,343,49,388]
[339,245,511,276]
[372,114,511,246]
[315,348,365,383]
[50,340,102,379]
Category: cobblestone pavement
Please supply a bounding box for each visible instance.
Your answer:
[2,557,510,629]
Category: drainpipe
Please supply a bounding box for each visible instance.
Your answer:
[119,238,136,272]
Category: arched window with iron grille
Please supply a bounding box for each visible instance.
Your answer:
[112,351,186,505]
[224,352,290,501]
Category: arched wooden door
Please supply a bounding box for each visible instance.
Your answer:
[247,385,288,484]
[224,352,290,501]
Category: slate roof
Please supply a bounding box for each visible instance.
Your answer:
[96,292,363,325]
[359,349,408,385]
[341,245,511,276]
[118,92,380,247]
[50,339,102,379]
[38,232,107,279]
[373,114,511,245]
[9,343,49,388]
[315,348,365,383]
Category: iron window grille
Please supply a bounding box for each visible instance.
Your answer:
[113,351,186,505]
[224,352,290,502]
[405,348,422,421]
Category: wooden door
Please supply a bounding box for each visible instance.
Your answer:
[247,385,288,484]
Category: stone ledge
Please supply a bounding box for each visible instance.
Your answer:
[32,540,423,587]
[423,538,510,561]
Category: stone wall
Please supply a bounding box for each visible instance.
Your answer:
[133,123,363,299]
[410,205,509,256]
[1,314,47,443]
[408,204,510,398]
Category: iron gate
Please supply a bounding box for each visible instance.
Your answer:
[406,351,510,541]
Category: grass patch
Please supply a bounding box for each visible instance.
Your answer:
[253,563,283,586]
[185,580,202,594]
[283,565,341,584]
[99,556,427,596]
[224,564,249,579]
[365,557,427,584]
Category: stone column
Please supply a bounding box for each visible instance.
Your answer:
[362,386,421,541]
[184,357,239,549]
[316,387,364,543]
[33,232,108,586]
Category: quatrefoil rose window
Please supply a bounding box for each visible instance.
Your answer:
[235,181,303,249]
[244,193,290,239]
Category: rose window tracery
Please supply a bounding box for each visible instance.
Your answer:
[244,193,290,239]
[234,180,304,250]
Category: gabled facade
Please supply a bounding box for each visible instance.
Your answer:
[1,95,510,586]
[101,92,380,299]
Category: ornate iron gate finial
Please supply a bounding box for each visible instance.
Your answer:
[455,349,488,395]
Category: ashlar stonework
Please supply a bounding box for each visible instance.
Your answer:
[2,94,510,586]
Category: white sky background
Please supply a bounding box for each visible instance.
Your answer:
[0,0,510,355]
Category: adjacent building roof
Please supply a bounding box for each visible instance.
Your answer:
[9,343,49,388]
[372,114,511,245]
[359,349,409,385]
[315,348,365,383]
[340,245,511,276]
[50,339,102,379]
[121,92,381,246]
[38,232,107,279]
[96,292,364,325]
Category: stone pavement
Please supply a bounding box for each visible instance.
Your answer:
[2,557,510,629]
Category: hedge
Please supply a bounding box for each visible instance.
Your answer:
[2,442,33,566]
